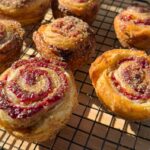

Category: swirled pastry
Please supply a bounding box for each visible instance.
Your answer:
[33,16,96,70]
[51,0,99,24]
[114,5,150,50]
[90,49,150,120]
[0,16,24,73]
[0,0,51,26]
[0,57,78,142]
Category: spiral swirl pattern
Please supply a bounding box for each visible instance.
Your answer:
[111,57,150,100]
[0,58,68,119]
[119,6,150,26]
[114,5,150,50]
[90,49,150,120]
[33,16,95,70]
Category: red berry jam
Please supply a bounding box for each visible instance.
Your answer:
[120,9,150,26]
[74,0,88,2]
[0,58,68,119]
[51,17,89,38]
[134,19,150,25]
[111,57,150,100]
[120,15,134,22]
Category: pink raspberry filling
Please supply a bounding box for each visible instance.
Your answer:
[111,58,150,100]
[0,58,68,119]
[120,15,150,25]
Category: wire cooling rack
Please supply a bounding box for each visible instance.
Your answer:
[0,0,150,150]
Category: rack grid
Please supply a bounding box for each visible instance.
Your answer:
[0,0,150,150]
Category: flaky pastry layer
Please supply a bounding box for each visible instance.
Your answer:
[0,58,78,142]
[0,0,51,26]
[51,0,99,24]
[114,5,150,49]
[90,49,150,120]
[33,16,96,70]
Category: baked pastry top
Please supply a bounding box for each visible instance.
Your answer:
[51,0,99,24]
[0,16,24,53]
[0,16,24,73]
[114,5,150,50]
[0,0,29,8]
[90,49,150,120]
[33,16,96,70]
[0,0,51,26]
[0,57,78,142]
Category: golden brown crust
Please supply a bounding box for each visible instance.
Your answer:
[89,49,150,120]
[0,48,20,62]
[0,15,24,73]
[114,5,150,50]
[0,0,31,8]
[51,0,99,24]
[33,16,96,70]
[0,58,78,142]
[0,0,51,26]
[0,70,78,142]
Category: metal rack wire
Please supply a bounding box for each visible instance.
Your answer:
[0,0,150,149]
